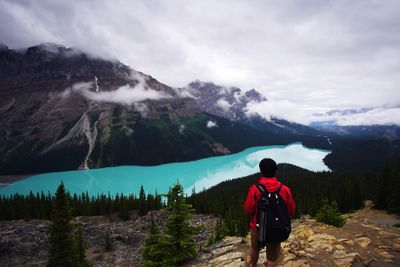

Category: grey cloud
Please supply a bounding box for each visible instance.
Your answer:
[246,99,400,126]
[215,99,232,112]
[316,106,400,126]
[245,99,318,125]
[1,0,400,125]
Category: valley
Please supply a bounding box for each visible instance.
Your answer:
[1,43,399,181]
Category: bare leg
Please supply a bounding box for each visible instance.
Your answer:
[248,230,260,267]
[265,261,277,267]
[265,242,281,267]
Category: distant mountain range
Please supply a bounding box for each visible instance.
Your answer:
[182,81,325,137]
[183,80,400,140]
[0,43,399,174]
[310,122,400,141]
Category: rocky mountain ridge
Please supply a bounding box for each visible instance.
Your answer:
[1,44,298,175]
[183,80,400,140]
[185,81,266,121]
[2,43,397,176]
[182,81,324,137]
[1,204,399,266]
[0,43,201,174]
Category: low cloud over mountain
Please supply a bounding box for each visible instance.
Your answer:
[246,99,400,126]
[1,0,399,127]
[62,75,172,106]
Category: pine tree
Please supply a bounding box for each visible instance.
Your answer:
[146,194,154,212]
[47,182,79,266]
[76,224,90,266]
[350,181,363,211]
[388,162,400,214]
[119,196,129,221]
[315,199,345,227]
[141,184,197,266]
[375,166,391,209]
[207,217,228,245]
[105,231,113,252]
[141,220,169,267]
[139,185,147,216]
[164,183,197,265]
[154,191,162,210]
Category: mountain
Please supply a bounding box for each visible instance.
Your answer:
[310,122,400,141]
[183,81,324,137]
[184,81,400,142]
[184,81,266,121]
[2,43,399,175]
[0,44,297,175]
[181,81,400,171]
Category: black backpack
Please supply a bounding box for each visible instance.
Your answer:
[256,182,291,246]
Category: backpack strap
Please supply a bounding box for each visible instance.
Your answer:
[256,183,268,197]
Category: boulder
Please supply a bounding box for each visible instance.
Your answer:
[209,251,243,264]
[332,250,360,267]
[335,244,346,250]
[308,233,336,252]
[296,228,314,239]
[354,237,371,248]
[212,245,235,257]
[309,242,334,252]
[281,259,310,267]
[393,238,400,250]
[308,233,336,243]
[377,250,394,260]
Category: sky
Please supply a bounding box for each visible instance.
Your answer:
[1,0,399,125]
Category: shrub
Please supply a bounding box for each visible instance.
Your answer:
[315,199,345,227]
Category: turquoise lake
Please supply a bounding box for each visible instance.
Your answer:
[0,143,330,197]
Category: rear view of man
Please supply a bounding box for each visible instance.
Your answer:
[244,158,296,267]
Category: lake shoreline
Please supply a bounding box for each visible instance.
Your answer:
[0,175,32,188]
[0,143,331,197]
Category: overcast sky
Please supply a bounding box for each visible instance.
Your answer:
[1,0,399,125]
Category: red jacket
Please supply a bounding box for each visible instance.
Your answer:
[243,177,296,231]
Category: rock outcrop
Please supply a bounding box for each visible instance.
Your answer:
[188,208,400,267]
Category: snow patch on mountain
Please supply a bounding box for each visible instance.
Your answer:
[207,121,217,128]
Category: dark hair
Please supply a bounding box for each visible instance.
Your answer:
[259,158,277,177]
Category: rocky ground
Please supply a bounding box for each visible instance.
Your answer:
[1,204,399,267]
[0,210,217,267]
[188,204,400,267]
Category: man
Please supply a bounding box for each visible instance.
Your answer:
[244,158,296,267]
